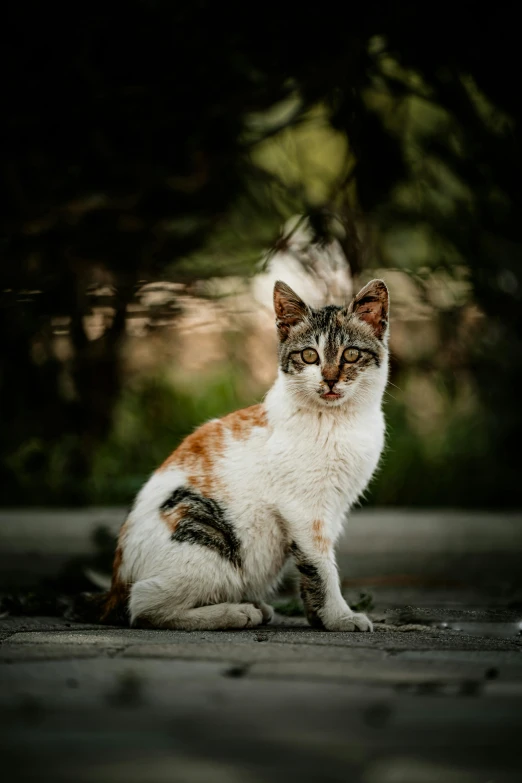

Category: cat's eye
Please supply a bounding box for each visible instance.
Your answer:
[301,348,319,364]
[343,347,360,363]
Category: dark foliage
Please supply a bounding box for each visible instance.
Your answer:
[1,2,521,504]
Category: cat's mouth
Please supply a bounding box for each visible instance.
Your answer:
[320,391,342,400]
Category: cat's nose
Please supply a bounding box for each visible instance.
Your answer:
[325,379,337,390]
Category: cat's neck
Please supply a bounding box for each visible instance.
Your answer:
[264,371,383,427]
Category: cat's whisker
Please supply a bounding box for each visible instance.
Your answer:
[383,389,398,401]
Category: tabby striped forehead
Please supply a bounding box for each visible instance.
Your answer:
[278,305,384,369]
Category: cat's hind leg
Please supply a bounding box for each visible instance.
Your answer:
[125,483,268,630]
[129,576,263,630]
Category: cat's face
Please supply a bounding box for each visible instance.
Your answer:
[273,279,389,409]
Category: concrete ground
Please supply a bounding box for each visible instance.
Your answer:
[1,510,522,782]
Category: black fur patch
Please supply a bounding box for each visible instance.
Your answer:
[290,542,327,628]
[161,487,242,568]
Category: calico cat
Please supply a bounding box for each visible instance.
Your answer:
[101,278,389,631]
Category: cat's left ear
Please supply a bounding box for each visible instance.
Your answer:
[349,279,389,340]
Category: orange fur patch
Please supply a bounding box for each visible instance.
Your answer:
[160,502,189,532]
[311,519,331,554]
[221,404,267,440]
[159,418,225,494]
[101,520,130,624]
[157,404,268,495]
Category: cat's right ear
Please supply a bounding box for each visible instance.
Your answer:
[349,279,389,341]
[273,281,308,340]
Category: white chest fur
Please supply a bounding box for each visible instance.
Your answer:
[265,378,385,532]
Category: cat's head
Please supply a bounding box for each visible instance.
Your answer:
[273,279,389,409]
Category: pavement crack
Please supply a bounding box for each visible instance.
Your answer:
[105,646,127,658]
[373,622,435,633]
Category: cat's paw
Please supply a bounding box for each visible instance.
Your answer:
[226,603,264,629]
[254,601,274,625]
[323,611,373,633]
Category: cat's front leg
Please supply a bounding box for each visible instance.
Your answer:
[243,596,274,624]
[289,527,373,633]
[253,601,275,625]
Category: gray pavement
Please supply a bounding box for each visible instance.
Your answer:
[1,511,522,781]
[2,601,522,782]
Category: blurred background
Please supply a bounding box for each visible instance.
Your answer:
[2,1,521,511]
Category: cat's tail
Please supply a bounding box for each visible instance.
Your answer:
[69,566,129,626]
[71,588,130,627]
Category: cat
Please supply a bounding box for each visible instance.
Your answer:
[100,278,389,631]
